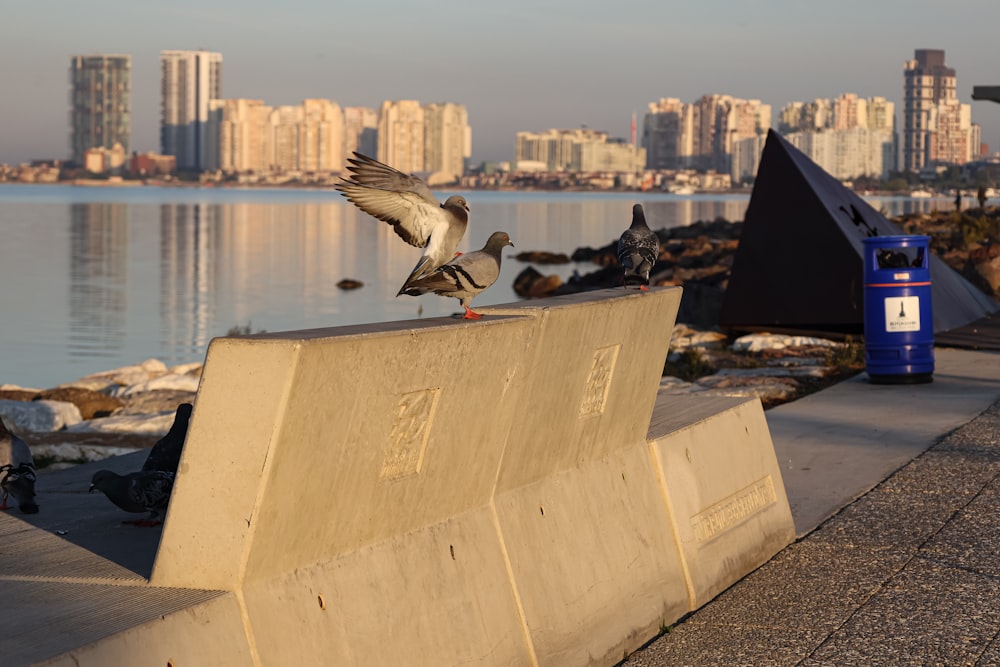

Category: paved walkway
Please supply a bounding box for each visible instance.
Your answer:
[626,347,1000,666]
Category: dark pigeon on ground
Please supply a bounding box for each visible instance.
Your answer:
[400,231,514,320]
[617,204,659,290]
[89,469,174,527]
[142,402,192,474]
[335,152,471,295]
[89,402,191,526]
[0,416,38,514]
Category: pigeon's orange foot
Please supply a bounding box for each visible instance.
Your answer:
[462,307,483,320]
[454,251,463,257]
[639,285,650,291]
[0,503,10,511]
[123,519,163,527]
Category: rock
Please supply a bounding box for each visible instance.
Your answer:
[0,399,83,433]
[34,386,124,420]
[528,274,562,298]
[515,250,571,264]
[117,373,200,397]
[967,242,1000,295]
[170,362,203,376]
[694,374,800,402]
[116,389,198,415]
[75,358,169,389]
[670,324,730,351]
[0,389,38,402]
[731,333,841,353]
[67,409,177,436]
[337,278,364,290]
[33,442,144,464]
[514,266,564,298]
[713,366,834,379]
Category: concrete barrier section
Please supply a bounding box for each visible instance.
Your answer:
[485,291,689,665]
[13,288,796,667]
[648,395,796,609]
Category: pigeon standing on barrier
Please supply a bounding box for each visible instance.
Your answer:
[617,204,659,290]
[89,402,192,526]
[400,231,514,320]
[0,416,38,514]
[335,152,470,295]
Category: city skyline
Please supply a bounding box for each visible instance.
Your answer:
[3,0,999,167]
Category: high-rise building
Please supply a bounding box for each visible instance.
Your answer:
[161,50,223,172]
[300,99,345,172]
[643,95,769,172]
[903,49,956,172]
[514,128,644,172]
[423,102,471,180]
[777,99,832,134]
[207,99,272,173]
[642,98,695,169]
[69,54,131,165]
[377,100,424,172]
[344,107,378,158]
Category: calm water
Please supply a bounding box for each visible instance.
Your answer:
[0,184,952,388]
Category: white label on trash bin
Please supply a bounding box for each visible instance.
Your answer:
[884,295,920,332]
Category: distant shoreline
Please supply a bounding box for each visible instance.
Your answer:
[0,179,946,199]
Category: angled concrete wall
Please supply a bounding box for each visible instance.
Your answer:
[32,287,794,667]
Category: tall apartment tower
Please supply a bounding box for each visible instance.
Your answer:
[344,107,378,159]
[423,102,471,179]
[69,54,131,164]
[377,100,424,173]
[161,50,222,171]
[903,49,956,172]
[642,98,695,169]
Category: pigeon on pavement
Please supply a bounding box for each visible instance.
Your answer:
[0,417,38,514]
[142,403,192,474]
[89,469,174,527]
[335,152,470,294]
[400,231,514,320]
[617,204,659,290]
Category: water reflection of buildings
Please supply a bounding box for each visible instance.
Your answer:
[160,204,216,357]
[69,203,128,358]
[159,202,357,347]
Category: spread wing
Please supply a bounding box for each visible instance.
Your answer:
[335,153,444,249]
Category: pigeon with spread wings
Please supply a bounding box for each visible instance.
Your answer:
[335,152,470,295]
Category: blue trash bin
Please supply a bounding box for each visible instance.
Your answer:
[862,235,934,384]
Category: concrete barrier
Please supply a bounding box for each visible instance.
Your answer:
[10,288,795,666]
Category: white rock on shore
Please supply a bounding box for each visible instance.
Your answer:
[0,399,83,433]
[1,358,202,468]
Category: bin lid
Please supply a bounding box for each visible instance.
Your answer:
[719,129,999,335]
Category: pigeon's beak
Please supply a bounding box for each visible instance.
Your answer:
[88,484,95,493]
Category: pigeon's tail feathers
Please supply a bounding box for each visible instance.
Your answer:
[397,254,438,295]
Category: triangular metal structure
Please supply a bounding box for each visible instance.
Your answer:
[719,129,999,335]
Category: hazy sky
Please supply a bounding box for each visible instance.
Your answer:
[3,0,999,166]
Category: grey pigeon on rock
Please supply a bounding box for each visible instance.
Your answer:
[0,417,38,514]
[335,152,470,295]
[89,469,174,527]
[141,403,192,474]
[617,204,659,290]
[400,231,514,320]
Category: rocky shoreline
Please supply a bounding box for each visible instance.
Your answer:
[514,206,1000,327]
[0,359,200,470]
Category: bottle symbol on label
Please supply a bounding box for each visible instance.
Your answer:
[899,301,906,318]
